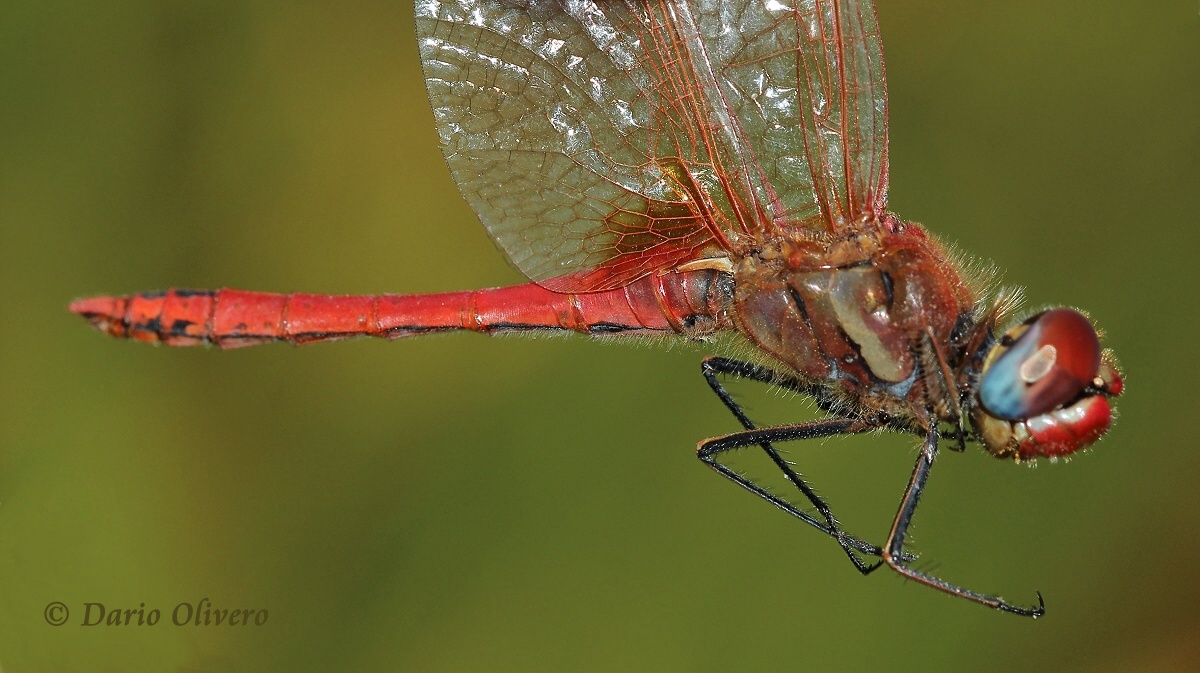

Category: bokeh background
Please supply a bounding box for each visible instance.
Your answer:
[1,1,1197,671]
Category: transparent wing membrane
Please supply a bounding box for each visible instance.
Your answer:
[416,0,889,291]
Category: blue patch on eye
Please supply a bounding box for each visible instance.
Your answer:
[979,335,1040,421]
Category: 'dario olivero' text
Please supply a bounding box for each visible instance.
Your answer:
[79,598,268,626]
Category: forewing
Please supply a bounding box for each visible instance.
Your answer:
[416,0,889,292]
[701,0,889,227]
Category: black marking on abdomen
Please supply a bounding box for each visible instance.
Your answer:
[138,316,163,334]
[383,325,459,337]
[589,322,636,334]
[168,319,196,336]
[485,322,562,333]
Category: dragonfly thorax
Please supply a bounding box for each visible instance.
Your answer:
[732,222,975,424]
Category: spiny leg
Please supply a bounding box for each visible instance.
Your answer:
[921,329,969,452]
[881,426,1045,617]
[698,422,882,573]
[699,356,911,572]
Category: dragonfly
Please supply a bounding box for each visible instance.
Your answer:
[71,0,1123,617]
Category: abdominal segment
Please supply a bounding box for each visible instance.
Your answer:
[69,269,734,348]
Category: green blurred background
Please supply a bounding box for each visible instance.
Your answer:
[1,1,1197,671]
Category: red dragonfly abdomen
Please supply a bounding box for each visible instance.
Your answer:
[69,270,732,348]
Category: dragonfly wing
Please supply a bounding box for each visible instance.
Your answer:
[416,0,888,292]
[701,0,889,227]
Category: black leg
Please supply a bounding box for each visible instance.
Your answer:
[698,357,912,572]
[881,426,1046,617]
[921,330,969,452]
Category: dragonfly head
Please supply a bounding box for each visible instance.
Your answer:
[970,308,1123,462]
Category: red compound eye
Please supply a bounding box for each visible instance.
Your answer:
[979,308,1102,421]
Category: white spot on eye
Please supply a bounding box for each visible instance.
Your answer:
[1019,344,1057,384]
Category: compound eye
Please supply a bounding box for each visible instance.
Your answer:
[979,308,1102,421]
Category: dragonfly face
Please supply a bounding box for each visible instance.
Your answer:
[972,308,1124,461]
